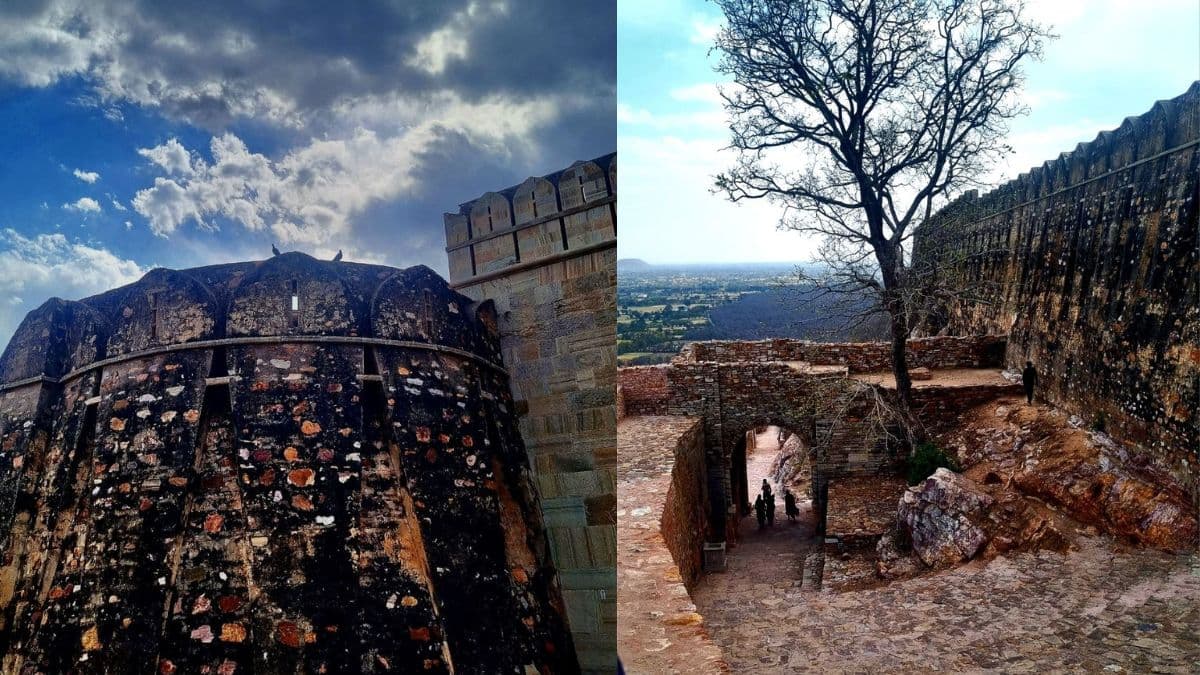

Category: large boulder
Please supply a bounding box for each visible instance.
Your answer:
[898,468,994,567]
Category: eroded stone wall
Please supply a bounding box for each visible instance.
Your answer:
[659,419,709,588]
[913,82,1200,499]
[614,365,669,417]
[676,335,1007,372]
[445,153,617,673]
[0,255,576,673]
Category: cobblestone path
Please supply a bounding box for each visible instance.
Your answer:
[691,438,1200,673]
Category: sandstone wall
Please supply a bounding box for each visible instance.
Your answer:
[676,334,1007,372]
[913,82,1200,499]
[615,365,670,417]
[619,334,1018,539]
[444,153,617,673]
[0,257,576,673]
[659,419,710,588]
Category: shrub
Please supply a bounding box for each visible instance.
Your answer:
[905,442,961,486]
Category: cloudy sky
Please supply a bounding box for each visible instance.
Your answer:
[618,0,1200,264]
[0,0,615,346]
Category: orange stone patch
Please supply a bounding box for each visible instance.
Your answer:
[276,621,301,648]
[110,418,126,431]
[220,623,247,643]
[300,420,321,436]
[288,468,315,487]
[415,427,431,442]
[260,468,276,486]
[291,494,314,511]
[203,513,224,533]
[184,409,201,424]
[169,476,189,488]
[251,381,269,392]
[112,399,129,411]
[81,625,101,651]
[283,446,300,462]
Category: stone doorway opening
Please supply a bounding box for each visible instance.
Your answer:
[728,424,819,549]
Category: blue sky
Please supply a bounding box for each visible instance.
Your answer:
[0,1,615,346]
[617,0,1200,264]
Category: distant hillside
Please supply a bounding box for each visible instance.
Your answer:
[683,286,889,342]
[618,258,653,273]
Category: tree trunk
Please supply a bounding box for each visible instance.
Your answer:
[877,242,925,446]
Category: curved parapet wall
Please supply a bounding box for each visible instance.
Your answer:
[913,82,1200,497]
[0,255,576,673]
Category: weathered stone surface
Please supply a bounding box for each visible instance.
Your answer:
[898,468,993,567]
[914,83,1200,502]
[447,153,617,674]
[943,399,1199,553]
[0,255,576,674]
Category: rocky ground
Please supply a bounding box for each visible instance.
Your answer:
[695,419,1200,672]
[940,396,1198,552]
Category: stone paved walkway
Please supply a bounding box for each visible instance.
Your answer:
[617,416,729,674]
[693,517,1200,673]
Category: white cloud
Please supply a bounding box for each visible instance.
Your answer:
[73,168,99,183]
[689,15,722,45]
[405,1,509,75]
[63,197,101,213]
[618,133,816,264]
[136,137,193,175]
[0,229,146,346]
[133,91,566,244]
[110,197,127,211]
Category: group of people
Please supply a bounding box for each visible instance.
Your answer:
[753,479,799,529]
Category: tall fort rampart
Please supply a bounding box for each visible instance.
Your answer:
[444,153,617,673]
[0,254,577,673]
[913,82,1199,501]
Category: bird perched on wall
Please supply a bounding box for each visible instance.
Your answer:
[271,243,281,256]
[333,249,343,261]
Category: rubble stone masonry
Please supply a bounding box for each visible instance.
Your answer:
[914,82,1200,502]
[445,153,617,673]
[0,254,577,674]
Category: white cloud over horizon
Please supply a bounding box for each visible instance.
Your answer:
[0,229,147,344]
[72,168,99,183]
[618,0,1199,264]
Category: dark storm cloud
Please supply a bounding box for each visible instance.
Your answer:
[0,0,615,130]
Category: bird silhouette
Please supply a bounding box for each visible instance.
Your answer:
[332,249,343,262]
[271,243,281,256]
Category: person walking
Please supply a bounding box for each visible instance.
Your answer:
[754,494,766,530]
[784,490,798,522]
[1022,360,1037,405]
[766,489,776,527]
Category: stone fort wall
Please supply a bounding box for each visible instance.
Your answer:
[0,255,577,674]
[913,82,1200,501]
[616,335,1016,539]
[444,153,617,673]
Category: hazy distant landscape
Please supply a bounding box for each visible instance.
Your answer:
[617,260,888,364]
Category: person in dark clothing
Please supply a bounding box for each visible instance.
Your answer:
[1022,360,1037,404]
[784,490,799,522]
[766,490,776,526]
[754,495,766,530]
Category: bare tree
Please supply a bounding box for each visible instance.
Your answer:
[712,0,1050,436]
